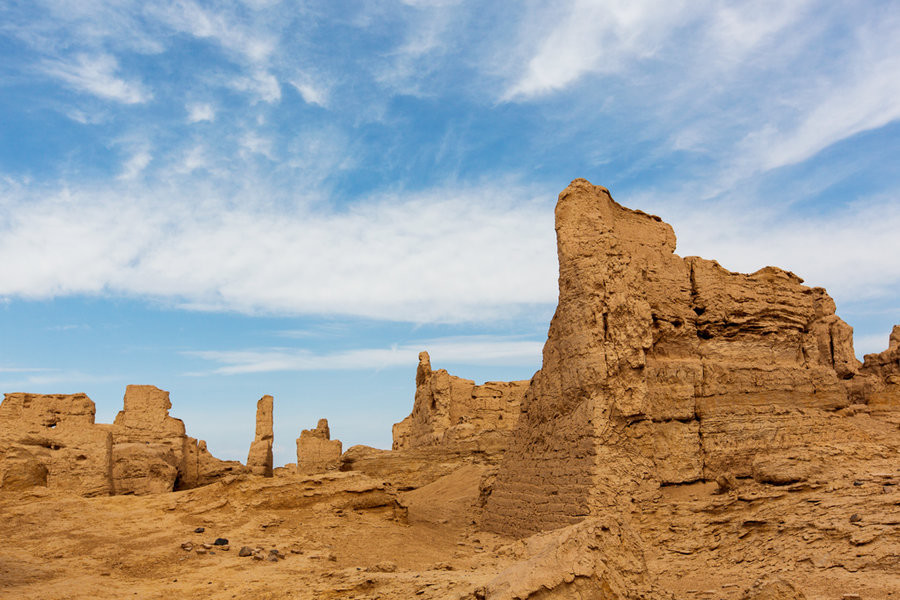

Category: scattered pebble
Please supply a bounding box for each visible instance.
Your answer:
[194,527,205,533]
[180,542,193,552]
[213,538,229,546]
[849,513,862,523]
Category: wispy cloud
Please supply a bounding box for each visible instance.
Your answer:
[755,54,900,171]
[147,1,277,64]
[0,179,557,323]
[0,369,117,390]
[187,102,216,123]
[185,335,543,375]
[39,53,151,104]
[502,0,697,100]
[288,78,328,107]
[118,149,152,180]
[229,69,282,103]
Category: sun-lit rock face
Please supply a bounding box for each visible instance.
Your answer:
[247,395,274,477]
[297,418,342,474]
[0,385,245,496]
[482,179,873,537]
[859,325,900,421]
[0,393,113,496]
[392,351,528,453]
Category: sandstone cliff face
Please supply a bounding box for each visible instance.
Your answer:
[392,351,527,452]
[246,395,274,477]
[297,419,342,474]
[0,386,243,496]
[482,179,879,537]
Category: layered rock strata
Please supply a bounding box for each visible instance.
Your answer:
[246,395,274,477]
[392,351,527,452]
[482,179,885,537]
[297,419,342,474]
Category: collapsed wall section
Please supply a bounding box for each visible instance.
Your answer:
[483,179,862,537]
[297,418,342,473]
[392,351,527,452]
[0,393,113,496]
[0,385,244,496]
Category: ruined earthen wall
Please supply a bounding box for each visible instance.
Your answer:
[297,419,342,473]
[483,179,863,537]
[0,393,114,496]
[247,395,274,477]
[0,386,244,496]
[392,351,527,451]
[859,326,900,421]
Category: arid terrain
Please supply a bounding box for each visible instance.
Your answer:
[2,180,898,599]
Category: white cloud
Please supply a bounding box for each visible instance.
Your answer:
[289,79,328,107]
[39,53,151,104]
[854,333,894,358]
[0,180,557,323]
[665,194,900,305]
[117,150,152,180]
[239,132,275,159]
[503,0,695,100]
[230,70,281,103]
[148,1,276,64]
[187,103,216,123]
[0,369,117,390]
[185,335,543,375]
[756,54,900,171]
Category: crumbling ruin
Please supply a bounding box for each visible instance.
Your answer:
[1,179,899,600]
[481,179,899,536]
[296,418,342,473]
[392,351,527,452]
[0,385,244,496]
[246,395,274,477]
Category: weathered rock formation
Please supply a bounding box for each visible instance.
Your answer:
[0,385,244,496]
[246,395,274,477]
[297,419,342,473]
[392,351,527,453]
[859,325,900,422]
[464,517,657,600]
[482,179,894,537]
[0,393,113,496]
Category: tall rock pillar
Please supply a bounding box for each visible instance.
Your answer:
[247,395,274,477]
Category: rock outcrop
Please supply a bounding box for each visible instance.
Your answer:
[482,179,888,537]
[392,352,527,453]
[297,419,342,474]
[246,395,274,477]
[0,393,113,496]
[860,325,900,422]
[0,386,244,496]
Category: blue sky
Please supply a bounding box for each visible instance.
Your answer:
[1,0,899,465]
